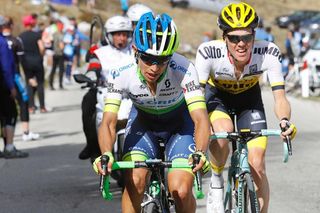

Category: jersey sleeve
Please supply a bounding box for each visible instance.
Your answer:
[195,42,212,86]
[264,43,285,90]
[103,71,123,114]
[181,60,207,112]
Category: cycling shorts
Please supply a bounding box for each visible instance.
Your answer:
[205,83,268,150]
[0,87,17,126]
[122,104,196,170]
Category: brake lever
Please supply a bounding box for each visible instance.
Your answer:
[99,155,109,192]
[192,154,202,192]
[285,135,292,156]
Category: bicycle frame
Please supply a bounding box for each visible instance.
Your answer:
[224,136,259,213]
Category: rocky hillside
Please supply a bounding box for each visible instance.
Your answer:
[1,0,320,54]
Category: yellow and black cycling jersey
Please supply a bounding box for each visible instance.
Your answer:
[195,39,284,94]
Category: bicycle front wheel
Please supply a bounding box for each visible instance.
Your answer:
[143,202,159,213]
[240,173,260,213]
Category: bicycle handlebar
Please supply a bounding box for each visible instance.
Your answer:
[210,129,292,163]
[99,158,203,200]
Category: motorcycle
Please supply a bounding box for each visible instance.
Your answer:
[74,73,129,187]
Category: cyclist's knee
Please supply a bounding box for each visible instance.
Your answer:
[168,172,193,200]
[125,169,147,194]
[249,152,266,178]
[211,118,233,133]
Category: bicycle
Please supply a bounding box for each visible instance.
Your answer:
[98,144,204,212]
[210,113,292,213]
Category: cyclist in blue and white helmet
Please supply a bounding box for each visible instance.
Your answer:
[133,12,179,58]
[127,3,153,28]
[93,12,210,213]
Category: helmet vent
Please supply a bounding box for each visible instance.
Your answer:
[163,24,172,51]
[224,11,233,24]
[245,10,253,23]
[236,7,241,20]
[156,22,163,51]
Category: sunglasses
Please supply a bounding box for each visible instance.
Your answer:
[226,34,254,44]
[138,52,171,66]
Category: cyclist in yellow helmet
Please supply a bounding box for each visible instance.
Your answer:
[195,2,297,213]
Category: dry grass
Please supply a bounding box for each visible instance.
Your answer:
[1,0,320,53]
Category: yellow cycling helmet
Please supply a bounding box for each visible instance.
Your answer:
[217,2,259,31]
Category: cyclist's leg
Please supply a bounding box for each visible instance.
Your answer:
[237,108,269,213]
[166,110,196,213]
[121,108,160,212]
[205,85,233,213]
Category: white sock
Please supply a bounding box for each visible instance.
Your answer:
[211,170,224,188]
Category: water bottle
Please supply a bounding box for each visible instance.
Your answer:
[14,73,29,102]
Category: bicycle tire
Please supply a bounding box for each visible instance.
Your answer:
[225,173,237,213]
[143,202,159,213]
[240,173,259,213]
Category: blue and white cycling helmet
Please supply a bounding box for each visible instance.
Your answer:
[134,12,179,56]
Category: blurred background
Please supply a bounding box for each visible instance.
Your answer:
[2,0,320,53]
[2,0,320,99]
[0,1,319,212]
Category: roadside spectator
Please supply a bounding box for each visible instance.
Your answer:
[265,26,275,42]
[63,25,76,84]
[69,17,81,70]
[2,16,40,141]
[0,15,28,158]
[31,13,41,33]
[120,0,129,15]
[42,19,57,74]
[285,23,302,71]
[19,15,49,113]
[87,0,95,10]
[255,18,269,41]
[49,20,65,90]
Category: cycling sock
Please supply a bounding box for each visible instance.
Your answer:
[210,162,225,174]
[211,172,224,188]
[210,163,224,188]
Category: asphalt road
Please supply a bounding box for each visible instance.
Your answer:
[0,83,319,213]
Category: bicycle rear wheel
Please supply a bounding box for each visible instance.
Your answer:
[240,173,259,213]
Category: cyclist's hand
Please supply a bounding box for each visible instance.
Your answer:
[279,118,297,140]
[92,151,114,175]
[188,151,210,174]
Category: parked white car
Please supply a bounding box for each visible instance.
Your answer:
[304,40,319,71]
[302,38,320,94]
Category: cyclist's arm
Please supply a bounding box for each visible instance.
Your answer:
[190,108,210,152]
[272,89,291,120]
[181,57,210,151]
[264,43,291,120]
[98,111,118,153]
